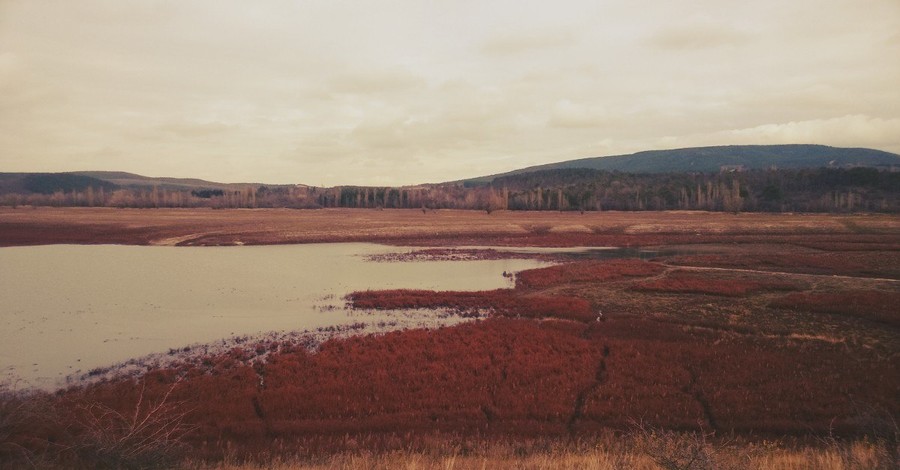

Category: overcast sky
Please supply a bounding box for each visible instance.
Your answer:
[1,0,898,186]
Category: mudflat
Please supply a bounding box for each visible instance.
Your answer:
[1,206,898,247]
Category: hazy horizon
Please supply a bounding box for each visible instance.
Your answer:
[2,1,899,186]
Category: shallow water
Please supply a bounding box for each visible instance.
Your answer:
[0,243,553,389]
[458,245,663,259]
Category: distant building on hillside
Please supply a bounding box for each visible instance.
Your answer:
[719,165,745,173]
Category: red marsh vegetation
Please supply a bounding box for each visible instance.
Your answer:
[663,251,900,279]
[769,290,900,327]
[15,314,894,463]
[349,289,594,322]
[2,210,898,466]
[515,259,666,289]
[630,270,803,297]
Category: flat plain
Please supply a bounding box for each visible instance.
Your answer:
[2,206,898,247]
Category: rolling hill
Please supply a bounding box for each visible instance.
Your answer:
[72,171,261,191]
[0,171,275,195]
[463,144,900,184]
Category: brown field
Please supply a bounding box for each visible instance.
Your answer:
[1,207,898,468]
[2,206,899,248]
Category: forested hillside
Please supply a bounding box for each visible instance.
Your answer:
[2,144,898,212]
[466,144,899,182]
[486,167,899,212]
[1,167,897,213]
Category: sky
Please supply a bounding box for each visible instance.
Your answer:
[1,0,898,186]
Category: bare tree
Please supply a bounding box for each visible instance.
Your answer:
[71,379,195,469]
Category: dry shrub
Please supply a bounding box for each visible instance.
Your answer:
[66,379,195,469]
[1,379,195,469]
[0,386,41,468]
[527,224,552,234]
[769,290,900,326]
[0,385,71,469]
[828,403,900,468]
[629,420,774,470]
[630,424,721,470]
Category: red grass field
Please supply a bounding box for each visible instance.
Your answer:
[769,290,900,326]
[630,270,802,296]
[25,256,890,462]
[515,259,666,289]
[349,289,594,322]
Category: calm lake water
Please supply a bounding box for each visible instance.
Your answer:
[0,243,552,389]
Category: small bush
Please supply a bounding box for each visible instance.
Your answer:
[630,420,769,470]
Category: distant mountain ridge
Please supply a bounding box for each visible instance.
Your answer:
[0,171,276,195]
[1,145,897,196]
[464,144,900,183]
[72,171,263,191]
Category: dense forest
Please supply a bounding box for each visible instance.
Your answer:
[488,167,899,213]
[1,167,897,213]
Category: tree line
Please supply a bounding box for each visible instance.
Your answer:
[1,167,896,213]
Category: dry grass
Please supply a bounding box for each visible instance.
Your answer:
[1,207,897,247]
[191,437,898,470]
[208,452,651,470]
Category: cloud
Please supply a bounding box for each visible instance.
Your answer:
[722,115,900,150]
[327,68,425,95]
[548,100,609,129]
[887,31,900,47]
[655,115,900,154]
[155,120,234,139]
[1,1,899,185]
[645,24,751,50]
[480,29,576,56]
